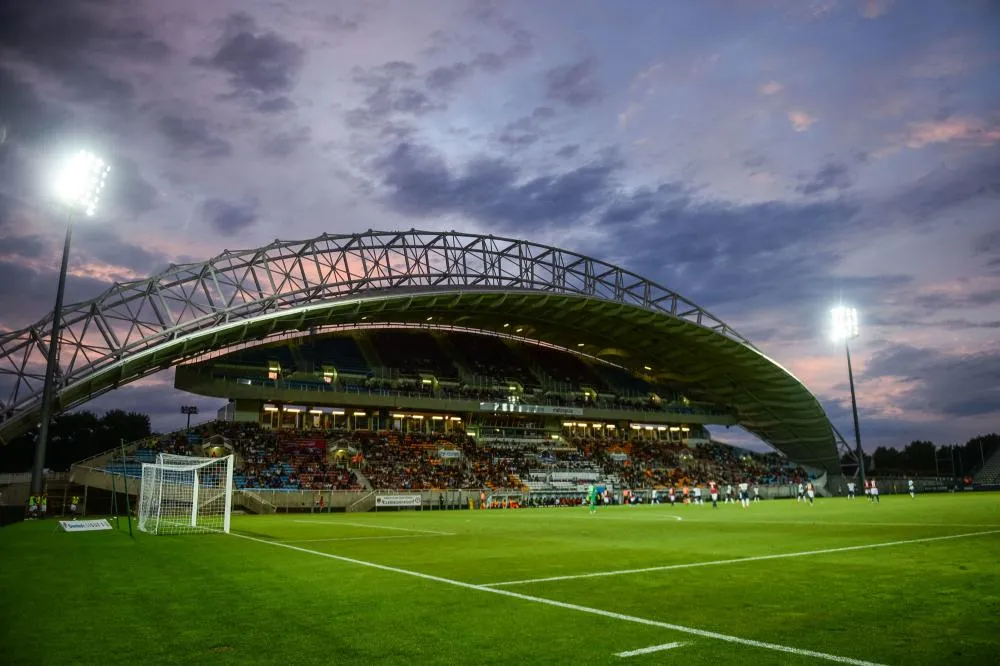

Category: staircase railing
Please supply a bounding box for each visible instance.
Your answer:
[346,490,376,513]
[235,489,277,514]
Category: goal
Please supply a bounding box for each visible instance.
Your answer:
[138,453,234,535]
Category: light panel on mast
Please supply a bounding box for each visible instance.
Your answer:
[830,306,859,341]
[53,150,111,217]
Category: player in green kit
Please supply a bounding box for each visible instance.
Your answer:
[587,484,597,514]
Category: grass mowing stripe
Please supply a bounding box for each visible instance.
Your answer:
[616,642,686,657]
[292,519,454,535]
[230,531,886,666]
[481,529,1000,587]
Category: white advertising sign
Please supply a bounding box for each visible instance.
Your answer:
[375,495,422,507]
[59,519,113,532]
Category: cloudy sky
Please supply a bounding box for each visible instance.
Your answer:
[0,0,998,451]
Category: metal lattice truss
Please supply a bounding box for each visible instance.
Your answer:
[0,229,839,472]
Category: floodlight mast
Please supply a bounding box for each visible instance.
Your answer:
[831,306,865,488]
[30,151,111,495]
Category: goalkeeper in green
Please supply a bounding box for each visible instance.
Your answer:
[587,485,598,514]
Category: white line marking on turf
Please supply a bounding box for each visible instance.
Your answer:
[736,520,1000,529]
[616,642,686,657]
[230,532,885,666]
[278,534,448,544]
[480,529,1000,587]
[292,519,454,535]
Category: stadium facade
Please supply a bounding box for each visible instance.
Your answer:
[0,230,843,475]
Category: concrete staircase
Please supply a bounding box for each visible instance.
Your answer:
[975,447,1000,484]
[354,333,383,372]
[431,332,469,379]
[346,490,376,513]
[234,490,277,514]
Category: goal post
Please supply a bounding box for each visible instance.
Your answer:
[138,454,234,535]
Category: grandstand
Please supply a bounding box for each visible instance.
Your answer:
[2,230,846,505]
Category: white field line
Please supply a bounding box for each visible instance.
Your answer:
[616,642,686,657]
[292,519,454,535]
[230,532,885,666]
[481,529,1000,587]
[278,534,449,544]
[732,520,1000,529]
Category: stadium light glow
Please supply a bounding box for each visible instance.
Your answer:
[353,411,366,416]
[830,306,859,341]
[643,365,652,371]
[53,150,111,217]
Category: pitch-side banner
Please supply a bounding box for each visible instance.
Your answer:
[479,402,584,416]
[59,519,113,532]
[375,495,422,507]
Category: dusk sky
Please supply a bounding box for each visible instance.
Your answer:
[0,0,998,452]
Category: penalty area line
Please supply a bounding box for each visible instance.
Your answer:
[292,519,454,535]
[229,531,885,666]
[480,529,1000,588]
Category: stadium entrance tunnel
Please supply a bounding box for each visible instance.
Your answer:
[0,230,841,474]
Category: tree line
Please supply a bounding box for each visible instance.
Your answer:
[841,434,1000,477]
[0,410,152,473]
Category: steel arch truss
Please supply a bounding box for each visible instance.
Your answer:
[0,229,836,460]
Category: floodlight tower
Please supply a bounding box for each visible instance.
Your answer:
[30,150,111,495]
[831,305,865,488]
[181,405,199,432]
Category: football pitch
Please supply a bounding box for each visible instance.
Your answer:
[2,493,998,665]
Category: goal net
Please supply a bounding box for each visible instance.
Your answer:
[138,454,234,535]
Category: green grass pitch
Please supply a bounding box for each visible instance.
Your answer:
[2,493,998,665]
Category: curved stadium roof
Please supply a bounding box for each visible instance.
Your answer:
[0,230,842,474]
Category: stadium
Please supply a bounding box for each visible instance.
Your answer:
[0,230,844,500]
[2,231,998,665]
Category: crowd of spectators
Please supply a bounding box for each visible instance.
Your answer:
[127,419,811,493]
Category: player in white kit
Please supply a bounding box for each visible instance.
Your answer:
[738,481,750,508]
[846,481,856,499]
[907,478,915,498]
[870,479,880,503]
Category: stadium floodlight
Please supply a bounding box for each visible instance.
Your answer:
[831,305,865,487]
[181,405,199,431]
[830,306,859,342]
[31,150,112,495]
[53,149,111,217]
